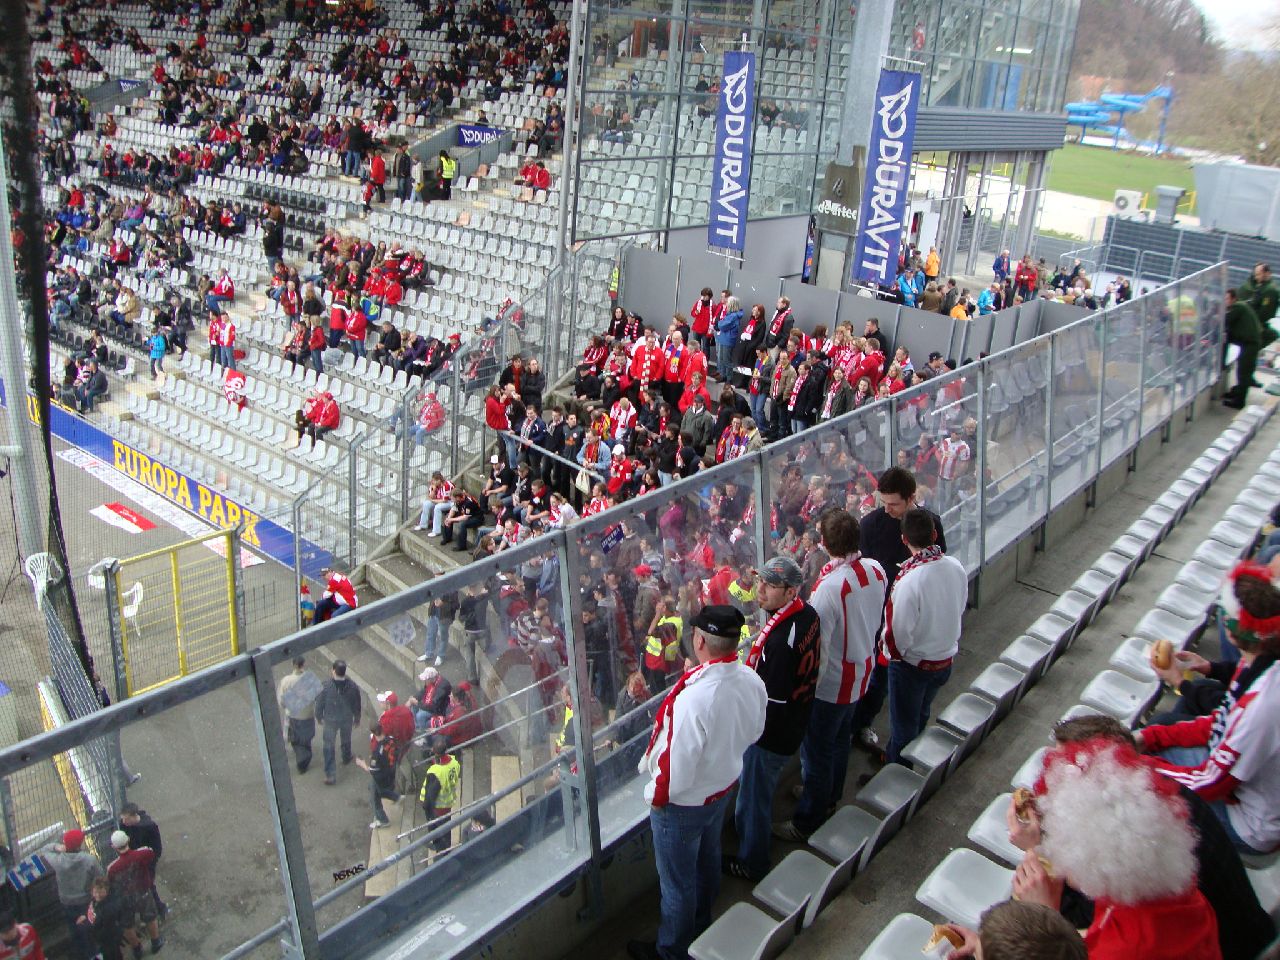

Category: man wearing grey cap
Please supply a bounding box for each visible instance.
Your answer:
[629,605,766,960]
[723,555,821,882]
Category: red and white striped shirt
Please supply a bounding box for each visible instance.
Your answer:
[640,656,766,807]
[808,554,887,704]
[937,437,971,481]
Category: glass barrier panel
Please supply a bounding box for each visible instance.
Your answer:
[1098,302,1143,469]
[888,366,982,572]
[575,459,761,846]
[1193,266,1226,393]
[1048,316,1102,508]
[1166,279,1198,410]
[983,340,1050,562]
[98,676,288,959]
[1140,285,1174,436]
[281,539,589,944]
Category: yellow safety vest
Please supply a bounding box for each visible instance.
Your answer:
[440,156,457,180]
[608,265,619,297]
[421,755,460,808]
[736,624,754,663]
[728,578,756,605]
[557,705,573,750]
[645,615,684,662]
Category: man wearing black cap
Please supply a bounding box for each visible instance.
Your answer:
[724,555,821,882]
[629,606,766,960]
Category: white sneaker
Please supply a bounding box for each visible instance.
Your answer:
[370,821,389,830]
[426,530,440,538]
[413,525,426,531]
[434,656,443,666]
[416,654,429,662]
[857,728,880,749]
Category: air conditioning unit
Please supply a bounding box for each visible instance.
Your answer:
[1113,189,1143,218]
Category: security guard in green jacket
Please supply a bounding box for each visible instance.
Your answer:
[438,150,457,200]
[420,736,461,852]
[1225,288,1263,409]
[1238,263,1279,345]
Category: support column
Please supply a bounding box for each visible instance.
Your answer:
[1013,151,1046,261]
[994,151,1021,262]
[965,153,993,275]
[652,0,686,240]
[938,152,967,277]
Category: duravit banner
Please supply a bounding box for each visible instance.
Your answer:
[851,69,921,286]
[457,124,504,147]
[708,50,756,253]
[0,381,333,579]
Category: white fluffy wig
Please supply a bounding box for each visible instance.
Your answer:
[1037,739,1198,906]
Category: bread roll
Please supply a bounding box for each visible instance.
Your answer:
[923,925,964,952]
[1151,638,1174,670]
[1012,787,1037,821]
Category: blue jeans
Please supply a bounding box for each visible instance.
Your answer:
[220,345,236,370]
[349,337,366,358]
[790,417,811,435]
[502,434,520,470]
[651,795,731,960]
[343,149,362,176]
[795,699,855,834]
[734,743,790,878]
[205,293,231,314]
[321,721,352,779]
[423,614,448,661]
[715,344,732,375]
[886,661,952,765]
[749,391,766,427]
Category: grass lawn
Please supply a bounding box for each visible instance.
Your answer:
[1046,143,1198,211]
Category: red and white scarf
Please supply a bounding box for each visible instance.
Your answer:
[646,654,738,806]
[743,596,803,668]
[898,544,943,578]
[788,369,810,411]
[768,308,791,337]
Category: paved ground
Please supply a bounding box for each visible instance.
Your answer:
[573,392,1275,960]
[0,432,406,958]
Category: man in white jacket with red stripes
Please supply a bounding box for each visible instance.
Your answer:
[629,605,766,960]
[883,508,967,766]
[776,509,886,841]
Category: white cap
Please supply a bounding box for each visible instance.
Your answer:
[375,690,396,704]
[490,455,499,464]
[418,666,439,682]
[613,444,625,456]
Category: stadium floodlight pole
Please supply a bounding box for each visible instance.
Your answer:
[0,134,47,561]
[554,0,585,270]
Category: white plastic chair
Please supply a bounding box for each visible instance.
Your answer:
[856,913,938,960]
[967,793,1024,866]
[915,848,1014,929]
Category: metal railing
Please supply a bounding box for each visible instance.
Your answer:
[0,263,1227,959]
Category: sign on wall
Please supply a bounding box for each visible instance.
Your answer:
[816,156,863,237]
[708,50,756,254]
[850,69,921,286]
[457,124,504,147]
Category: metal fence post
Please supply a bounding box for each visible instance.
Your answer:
[1095,312,1107,484]
[246,649,321,959]
[291,497,304,633]
[399,391,412,525]
[449,362,461,478]
[0,778,19,860]
[975,362,988,574]
[228,528,246,654]
[555,534,605,920]
[347,436,359,568]
[103,561,128,703]
[1135,294,1148,457]
[1044,336,1057,524]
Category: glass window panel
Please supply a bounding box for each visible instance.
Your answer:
[1049,317,1103,507]
[983,340,1050,562]
[1141,286,1175,436]
[1099,302,1144,468]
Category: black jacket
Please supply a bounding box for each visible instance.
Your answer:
[119,812,162,859]
[859,507,947,590]
[753,602,821,756]
[316,677,361,726]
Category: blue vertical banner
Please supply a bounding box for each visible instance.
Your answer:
[708,50,756,253]
[850,69,921,286]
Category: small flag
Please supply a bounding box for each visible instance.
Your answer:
[91,502,157,534]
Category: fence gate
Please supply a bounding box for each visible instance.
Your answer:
[105,529,245,697]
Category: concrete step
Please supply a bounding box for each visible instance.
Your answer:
[124,381,159,401]
[400,528,470,573]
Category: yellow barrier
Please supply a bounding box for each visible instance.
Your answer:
[113,529,241,696]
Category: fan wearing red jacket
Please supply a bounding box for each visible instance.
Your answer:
[315,564,358,622]
[661,330,691,406]
[294,390,340,448]
[630,330,665,395]
[1014,255,1039,300]
[0,915,44,960]
[688,287,722,355]
[345,305,368,358]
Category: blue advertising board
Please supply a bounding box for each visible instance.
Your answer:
[708,50,756,253]
[457,124,504,147]
[0,380,333,579]
[850,69,922,287]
